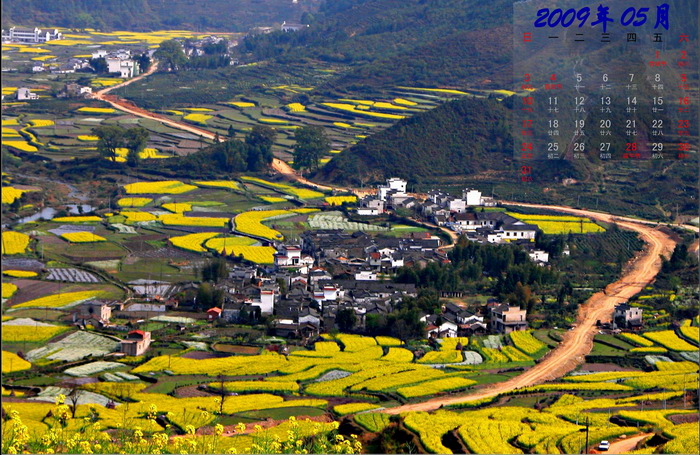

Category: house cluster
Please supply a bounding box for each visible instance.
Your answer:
[92,49,140,78]
[300,229,445,275]
[58,82,93,99]
[2,26,62,43]
[183,35,237,58]
[422,300,528,339]
[202,261,418,340]
[357,178,411,216]
[71,300,153,356]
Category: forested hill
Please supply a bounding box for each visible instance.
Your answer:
[238,0,514,90]
[0,0,321,32]
[319,97,578,185]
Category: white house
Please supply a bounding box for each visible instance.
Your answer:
[354,270,378,281]
[16,88,38,100]
[2,27,62,43]
[357,198,384,216]
[274,245,302,268]
[92,50,109,59]
[528,249,549,264]
[463,189,483,206]
[378,177,407,201]
[106,57,138,78]
[253,285,278,315]
[448,198,467,213]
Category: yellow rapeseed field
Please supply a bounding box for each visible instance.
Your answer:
[183,113,212,125]
[193,180,240,190]
[52,216,102,222]
[2,141,38,152]
[12,290,104,309]
[2,351,31,373]
[61,232,107,243]
[2,283,18,299]
[169,232,220,253]
[1,325,70,342]
[123,180,197,194]
[2,187,27,204]
[76,107,116,114]
[117,197,152,207]
[159,214,229,228]
[3,270,37,278]
[2,231,31,255]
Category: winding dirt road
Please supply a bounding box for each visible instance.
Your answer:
[91,63,690,414]
[383,205,678,414]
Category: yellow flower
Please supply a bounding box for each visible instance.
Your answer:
[186,425,196,435]
[254,424,263,432]
[215,424,224,436]
[236,422,246,433]
[55,394,66,405]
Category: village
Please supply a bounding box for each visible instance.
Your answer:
[40,176,645,361]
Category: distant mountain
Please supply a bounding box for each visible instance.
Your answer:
[238,0,514,92]
[1,0,321,32]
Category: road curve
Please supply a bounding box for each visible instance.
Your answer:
[383,204,677,414]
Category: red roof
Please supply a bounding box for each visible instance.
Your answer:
[128,330,145,336]
[370,252,381,259]
[207,307,222,314]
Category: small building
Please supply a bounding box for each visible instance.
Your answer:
[463,189,483,206]
[16,88,38,100]
[106,57,138,78]
[528,249,550,264]
[357,198,384,216]
[614,303,643,329]
[73,300,112,326]
[120,330,152,356]
[275,245,303,268]
[490,304,528,334]
[280,21,308,32]
[378,177,407,201]
[207,307,223,320]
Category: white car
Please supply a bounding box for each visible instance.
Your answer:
[598,440,610,451]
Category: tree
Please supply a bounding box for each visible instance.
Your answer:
[215,374,227,414]
[124,126,149,165]
[196,282,213,310]
[293,126,330,171]
[65,382,84,418]
[92,125,126,162]
[202,258,227,283]
[154,39,187,72]
[89,57,108,74]
[134,53,151,73]
[336,308,357,332]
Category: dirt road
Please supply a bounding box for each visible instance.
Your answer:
[93,61,222,141]
[598,433,652,454]
[383,204,677,414]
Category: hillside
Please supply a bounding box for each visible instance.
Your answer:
[320,97,578,184]
[319,96,697,221]
[1,0,321,31]
[239,0,513,91]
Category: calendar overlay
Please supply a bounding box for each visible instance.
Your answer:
[513,0,698,183]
